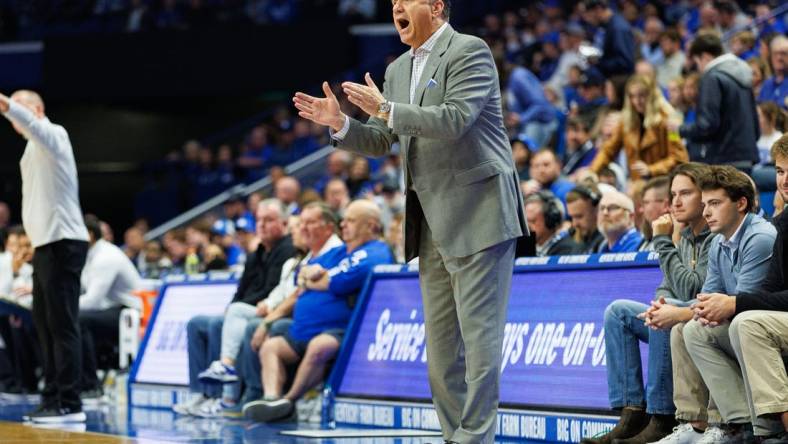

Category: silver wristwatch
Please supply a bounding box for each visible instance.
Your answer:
[378,100,392,114]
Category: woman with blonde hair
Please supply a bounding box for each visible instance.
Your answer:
[589,74,689,181]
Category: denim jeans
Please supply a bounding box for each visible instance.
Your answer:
[238,318,263,400]
[186,315,223,398]
[604,299,675,415]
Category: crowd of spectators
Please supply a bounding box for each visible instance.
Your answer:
[1,0,788,434]
[0,0,386,40]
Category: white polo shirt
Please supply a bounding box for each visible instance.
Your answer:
[3,101,89,248]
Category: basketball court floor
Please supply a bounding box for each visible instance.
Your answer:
[0,396,539,443]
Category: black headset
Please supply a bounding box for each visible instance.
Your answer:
[570,185,602,206]
[533,190,565,231]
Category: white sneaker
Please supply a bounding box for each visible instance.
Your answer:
[696,426,742,444]
[191,398,223,418]
[197,360,238,384]
[172,394,207,415]
[649,423,703,444]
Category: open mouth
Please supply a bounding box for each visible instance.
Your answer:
[397,18,410,31]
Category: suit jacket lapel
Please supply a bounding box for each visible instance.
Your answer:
[413,25,455,106]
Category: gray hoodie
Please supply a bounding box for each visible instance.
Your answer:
[653,226,717,302]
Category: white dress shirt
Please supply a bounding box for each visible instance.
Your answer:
[0,252,12,296]
[3,102,89,248]
[80,239,142,311]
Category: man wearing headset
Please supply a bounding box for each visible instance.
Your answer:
[524,191,581,257]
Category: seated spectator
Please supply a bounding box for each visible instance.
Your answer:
[0,226,37,396]
[173,199,296,418]
[758,36,787,109]
[525,191,580,256]
[749,57,770,100]
[581,163,714,444]
[78,215,142,398]
[290,118,320,159]
[639,17,665,68]
[598,191,644,253]
[638,176,671,251]
[523,149,576,205]
[753,102,787,192]
[566,185,605,254]
[656,29,685,90]
[313,151,350,196]
[674,165,777,442]
[242,200,394,422]
[730,31,758,61]
[512,138,533,181]
[346,156,375,199]
[574,67,608,130]
[504,63,558,148]
[562,116,597,178]
[323,178,350,218]
[139,240,172,279]
[237,126,273,182]
[235,203,343,408]
[274,176,301,215]
[123,227,145,270]
[724,134,788,443]
[665,77,685,120]
[210,219,244,267]
[590,74,688,181]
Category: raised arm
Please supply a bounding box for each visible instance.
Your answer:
[1,93,67,156]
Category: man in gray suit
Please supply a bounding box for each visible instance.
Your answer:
[293,1,527,442]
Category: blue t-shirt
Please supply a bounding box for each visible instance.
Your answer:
[599,228,644,253]
[290,240,394,341]
[759,76,787,110]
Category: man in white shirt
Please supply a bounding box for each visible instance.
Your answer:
[0,90,90,424]
[78,215,141,397]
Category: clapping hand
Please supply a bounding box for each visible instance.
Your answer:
[293,82,345,132]
[341,73,386,118]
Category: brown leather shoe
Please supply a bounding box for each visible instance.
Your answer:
[580,407,650,444]
[613,414,678,444]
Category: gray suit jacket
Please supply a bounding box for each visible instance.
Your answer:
[334,25,528,260]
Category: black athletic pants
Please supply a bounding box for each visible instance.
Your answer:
[32,239,88,410]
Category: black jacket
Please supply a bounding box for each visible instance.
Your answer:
[679,54,760,167]
[545,234,583,256]
[734,212,787,314]
[232,235,296,306]
[598,13,635,77]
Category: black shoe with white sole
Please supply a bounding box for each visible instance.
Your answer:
[30,406,86,424]
[242,398,295,423]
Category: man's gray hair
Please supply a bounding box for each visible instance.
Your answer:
[258,198,289,221]
[431,0,451,20]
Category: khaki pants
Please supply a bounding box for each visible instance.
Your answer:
[684,319,783,436]
[671,322,721,423]
[729,311,788,435]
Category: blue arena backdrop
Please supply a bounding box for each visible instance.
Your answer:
[328,252,662,412]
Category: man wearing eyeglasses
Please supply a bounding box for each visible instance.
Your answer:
[598,191,644,253]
